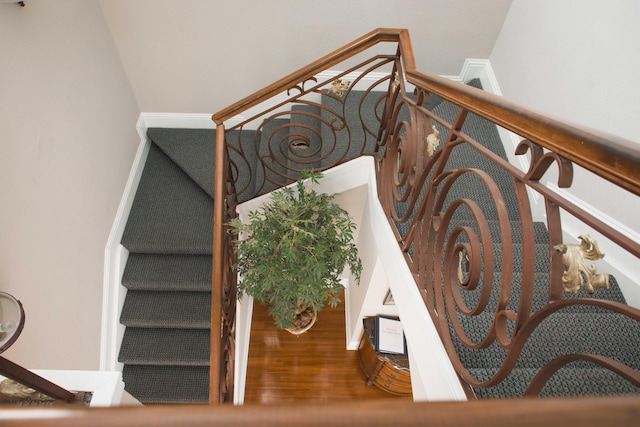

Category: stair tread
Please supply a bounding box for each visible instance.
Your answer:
[122,365,209,404]
[450,311,640,370]
[120,291,211,328]
[121,144,213,254]
[119,328,210,366]
[469,366,640,399]
[254,118,292,195]
[147,127,261,202]
[122,253,211,292]
[148,128,217,199]
[456,271,627,313]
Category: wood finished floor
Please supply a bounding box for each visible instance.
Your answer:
[244,296,412,404]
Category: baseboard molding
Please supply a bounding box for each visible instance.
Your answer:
[100,115,151,371]
[139,112,216,129]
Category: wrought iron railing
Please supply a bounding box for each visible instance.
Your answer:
[210,28,640,403]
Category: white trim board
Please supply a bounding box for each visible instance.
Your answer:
[100,116,151,371]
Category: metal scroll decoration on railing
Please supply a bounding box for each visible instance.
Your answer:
[222,57,398,201]
[376,79,640,394]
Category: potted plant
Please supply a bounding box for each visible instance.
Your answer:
[229,170,362,334]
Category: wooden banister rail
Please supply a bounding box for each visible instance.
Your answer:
[210,28,406,125]
[210,124,232,404]
[0,356,77,403]
[1,396,638,427]
[405,69,640,196]
[212,27,640,196]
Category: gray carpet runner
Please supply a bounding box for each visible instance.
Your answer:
[118,80,639,404]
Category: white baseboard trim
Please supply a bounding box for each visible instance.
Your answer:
[139,112,216,129]
[100,115,151,372]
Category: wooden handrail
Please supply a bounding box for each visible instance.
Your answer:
[210,28,406,124]
[1,396,638,426]
[209,124,227,403]
[0,356,76,403]
[212,27,640,196]
[406,69,640,196]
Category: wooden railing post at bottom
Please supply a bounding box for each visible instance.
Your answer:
[209,124,228,404]
[0,397,638,426]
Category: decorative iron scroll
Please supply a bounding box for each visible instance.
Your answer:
[375,78,640,395]
[224,56,398,200]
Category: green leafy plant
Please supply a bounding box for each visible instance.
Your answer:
[229,170,362,330]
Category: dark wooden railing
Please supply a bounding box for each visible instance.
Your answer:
[1,396,639,426]
[209,27,640,405]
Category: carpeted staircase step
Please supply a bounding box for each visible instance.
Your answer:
[122,365,209,404]
[148,127,260,202]
[449,219,549,244]
[458,272,628,314]
[122,254,211,292]
[119,328,210,366]
[148,128,217,199]
[121,143,213,254]
[120,291,211,329]
[486,242,550,273]
[320,90,382,168]
[451,311,640,371]
[469,366,640,399]
[430,82,521,222]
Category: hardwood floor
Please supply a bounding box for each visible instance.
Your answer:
[243,296,412,404]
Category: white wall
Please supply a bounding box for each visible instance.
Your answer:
[490,0,640,305]
[490,0,640,227]
[0,0,140,370]
[98,0,512,114]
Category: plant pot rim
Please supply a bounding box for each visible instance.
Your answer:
[284,306,318,335]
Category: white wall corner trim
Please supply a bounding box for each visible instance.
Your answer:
[101,115,151,371]
[139,112,217,129]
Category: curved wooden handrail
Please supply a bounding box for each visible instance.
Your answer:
[211,28,408,125]
[1,396,638,427]
[211,28,640,196]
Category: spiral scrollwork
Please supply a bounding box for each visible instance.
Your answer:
[516,139,574,188]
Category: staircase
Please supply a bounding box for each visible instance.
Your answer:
[116,81,639,404]
[119,129,216,403]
